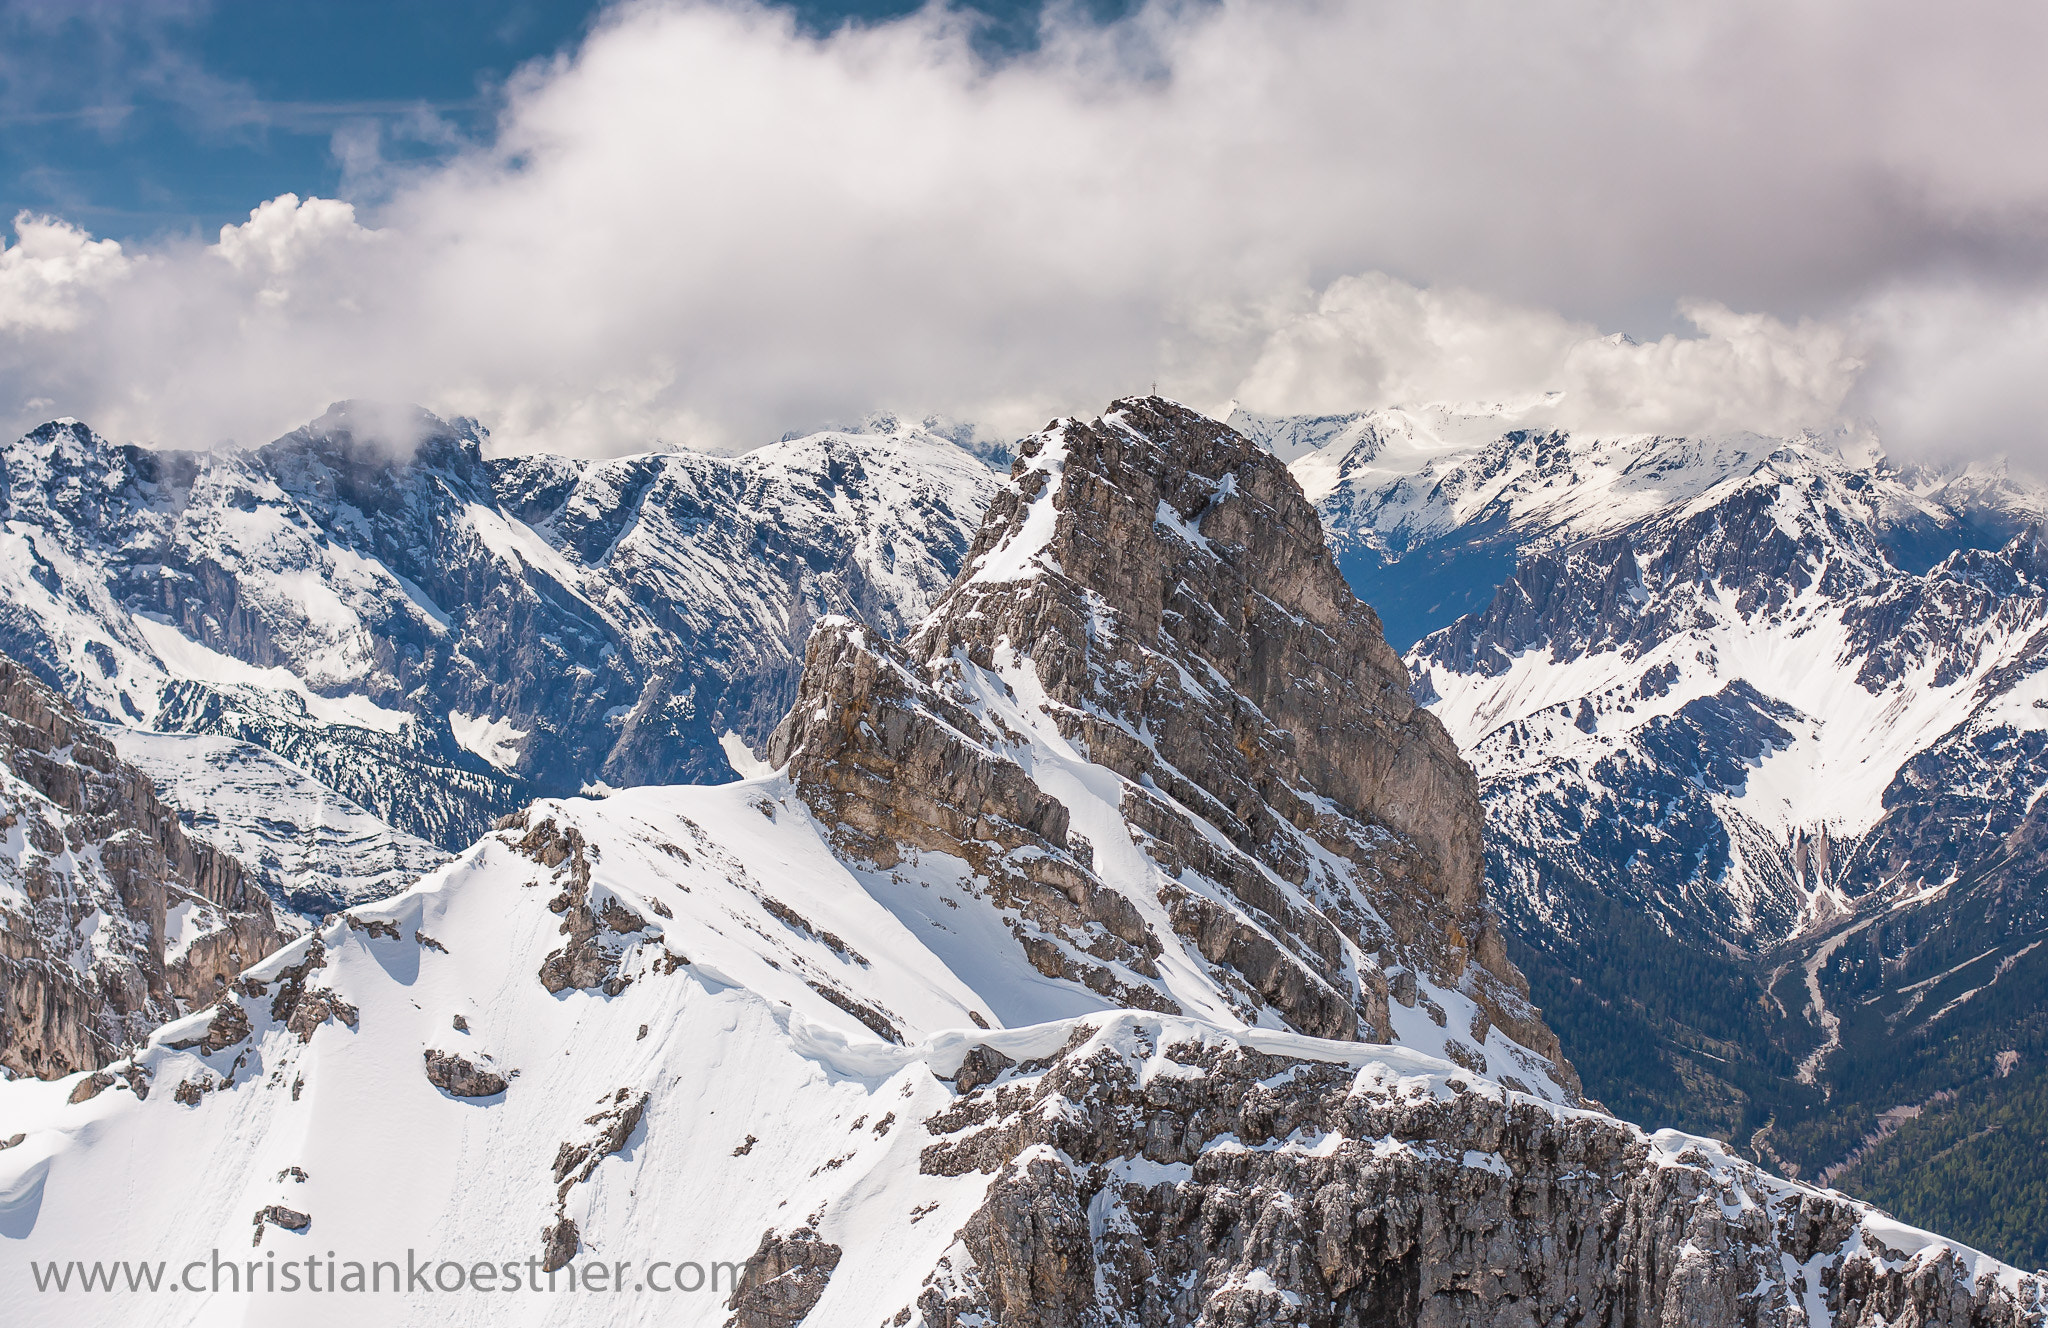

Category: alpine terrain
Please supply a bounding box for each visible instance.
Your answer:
[0,403,997,915]
[1232,400,2048,1267]
[1,653,284,1080]
[3,398,2042,1326]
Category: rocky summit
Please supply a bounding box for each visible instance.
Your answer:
[2,398,2042,1326]
[0,651,285,1080]
[771,397,1574,1094]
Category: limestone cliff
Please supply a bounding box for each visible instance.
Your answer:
[0,651,284,1078]
[772,396,1575,1098]
[911,1017,2047,1328]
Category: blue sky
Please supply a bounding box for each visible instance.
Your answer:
[0,0,1104,242]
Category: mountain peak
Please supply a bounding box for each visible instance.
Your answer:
[13,401,2048,1322]
[772,397,1578,1098]
[265,400,489,487]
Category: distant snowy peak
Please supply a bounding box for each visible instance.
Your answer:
[1382,409,2048,951]
[787,408,1016,469]
[1221,401,1404,465]
[1233,386,2047,644]
[0,407,1000,915]
[1237,398,2048,574]
[495,415,994,620]
[1227,402,1827,650]
[1252,402,1787,550]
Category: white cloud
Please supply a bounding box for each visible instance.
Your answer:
[1,0,2046,462]
[1232,277,1864,439]
[1851,280,2048,464]
[0,215,134,334]
[213,194,375,284]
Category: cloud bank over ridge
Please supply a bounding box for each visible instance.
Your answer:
[3,0,2046,463]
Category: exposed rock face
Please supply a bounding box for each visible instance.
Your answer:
[552,1088,647,1186]
[772,397,1573,1096]
[912,1017,2048,1328]
[251,1204,310,1245]
[0,651,284,1078]
[541,1217,580,1275]
[422,1049,507,1098]
[499,809,654,997]
[725,1227,844,1328]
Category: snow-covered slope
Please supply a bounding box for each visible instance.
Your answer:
[3,791,2039,1325]
[6,399,2041,1325]
[0,405,997,914]
[1407,443,2048,954]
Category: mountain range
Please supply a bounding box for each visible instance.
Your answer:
[6,397,2041,1326]
[4,389,2048,1311]
[0,403,994,914]
[1229,399,2048,1265]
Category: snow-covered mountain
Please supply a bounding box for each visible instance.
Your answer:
[7,397,2039,1326]
[0,404,997,914]
[1240,399,2048,1253]
[1410,446,2048,951]
[1233,397,2048,950]
[759,397,1571,1092]
[1229,401,2040,653]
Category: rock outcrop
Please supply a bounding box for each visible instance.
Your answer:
[0,651,284,1078]
[725,1226,844,1328]
[909,1016,2048,1328]
[772,397,1575,1098]
[422,1049,507,1098]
